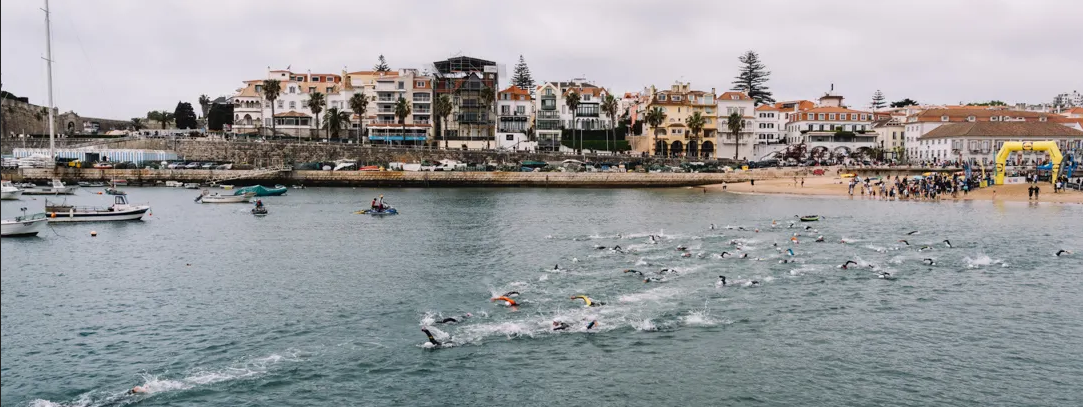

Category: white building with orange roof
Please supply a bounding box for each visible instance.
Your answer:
[716,91,756,160]
[230,68,347,139]
[532,79,613,152]
[903,107,1068,161]
[496,85,535,151]
[783,94,877,160]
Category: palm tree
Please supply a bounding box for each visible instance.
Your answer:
[479,86,495,149]
[434,94,453,149]
[726,111,745,160]
[348,91,368,145]
[685,111,706,157]
[323,107,351,140]
[147,110,174,129]
[306,91,326,141]
[394,96,412,147]
[645,106,666,156]
[261,79,282,137]
[601,94,618,153]
[130,118,144,131]
[564,91,580,153]
[198,94,211,120]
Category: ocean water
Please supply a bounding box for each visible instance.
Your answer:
[2,187,1082,406]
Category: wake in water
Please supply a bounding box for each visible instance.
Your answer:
[30,351,303,407]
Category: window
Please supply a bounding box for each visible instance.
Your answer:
[829,113,837,120]
[658,94,667,101]
[583,94,592,101]
[818,113,825,120]
[1039,117,1047,122]
[289,87,296,94]
[255,85,263,93]
[501,105,510,115]
[397,82,404,90]
[808,113,816,120]
[860,114,867,121]
[544,88,553,96]
[277,100,284,109]
[672,95,681,101]
[941,115,949,121]
[506,134,514,141]
[416,81,424,87]
[739,108,746,116]
[289,101,296,109]
[731,95,740,100]
[516,106,525,115]
[308,87,316,93]
[326,87,333,93]
[967,115,975,122]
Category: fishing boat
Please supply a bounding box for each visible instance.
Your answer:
[1,208,49,237]
[21,179,78,195]
[196,190,255,203]
[799,215,820,222]
[1,180,23,200]
[45,194,150,222]
[233,185,287,197]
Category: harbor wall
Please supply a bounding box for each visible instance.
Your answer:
[4,167,812,188]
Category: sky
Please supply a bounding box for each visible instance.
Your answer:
[2,0,1080,119]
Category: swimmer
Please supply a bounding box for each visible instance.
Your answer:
[648,235,658,244]
[840,260,858,269]
[610,245,624,253]
[919,245,932,252]
[772,242,779,247]
[681,252,692,258]
[676,245,688,251]
[779,259,793,264]
[616,233,623,239]
[586,320,598,330]
[1056,249,1073,257]
[554,264,560,270]
[943,239,952,248]
[907,230,919,235]
[128,386,147,395]
[594,245,607,250]
[502,291,520,297]
[491,296,518,306]
[437,313,472,324]
[624,269,644,276]
[749,280,761,286]
[717,275,727,286]
[815,236,825,243]
[739,253,748,259]
[923,258,936,266]
[878,271,895,280]
[738,226,747,231]
[572,257,580,263]
[729,239,740,246]
[898,239,910,246]
[658,268,678,275]
[570,295,604,307]
[787,248,795,256]
[421,327,441,347]
[710,223,716,230]
[805,225,813,231]
[720,251,732,258]
[552,321,570,331]
[643,277,667,283]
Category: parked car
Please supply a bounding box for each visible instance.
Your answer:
[184,162,201,169]
[167,162,186,169]
[201,163,216,169]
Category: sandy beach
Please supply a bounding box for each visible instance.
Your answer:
[704,175,1083,204]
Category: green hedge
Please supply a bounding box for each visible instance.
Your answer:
[561,139,630,151]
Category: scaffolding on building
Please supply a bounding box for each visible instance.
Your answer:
[430,56,499,145]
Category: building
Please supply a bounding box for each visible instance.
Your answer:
[230,69,347,139]
[630,82,716,158]
[917,121,1083,166]
[367,69,433,146]
[496,85,535,151]
[431,56,499,150]
[872,116,905,160]
[532,79,613,152]
[903,108,1066,161]
[716,91,755,160]
[783,94,877,160]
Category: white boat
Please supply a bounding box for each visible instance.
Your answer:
[45,194,150,222]
[183,183,201,189]
[164,181,183,188]
[21,179,79,195]
[197,190,255,203]
[1,180,23,200]
[1,209,49,237]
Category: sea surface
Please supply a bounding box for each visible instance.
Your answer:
[2,187,1082,407]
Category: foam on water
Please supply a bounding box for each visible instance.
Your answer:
[964,254,1003,269]
[631,318,658,331]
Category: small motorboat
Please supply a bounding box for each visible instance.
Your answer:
[355,207,398,216]
[21,179,78,195]
[291,184,306,189]
[77,181,91,187]
[183,183,201,189]
[1,180,23,200]
[104,187,126,195]
[45,195,150,222]
[1,208,49,237]
[87,182,107,187]
[197,190,255,203]
[799,215,820,222]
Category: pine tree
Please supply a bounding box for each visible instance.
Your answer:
[870,90,886,110]
[374,55,390,72]
[731,50,775,106]
[511,55,535,93]
[173,102,199,129]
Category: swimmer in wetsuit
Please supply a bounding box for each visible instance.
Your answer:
[421,328,441,347]
[840,260,858,269]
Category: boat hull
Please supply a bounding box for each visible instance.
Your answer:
[1,217,49,236]
[1,190,22,200]
[46,207,149,222]
[21,188,77,195]
[200,196,252,203]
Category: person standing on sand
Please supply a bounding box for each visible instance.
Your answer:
[1034,185,1040,200]
[722,182,727,191]
[801,177,805,188]
[1028,185,1034,200]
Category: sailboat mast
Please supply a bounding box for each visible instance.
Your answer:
[44,0,56,160]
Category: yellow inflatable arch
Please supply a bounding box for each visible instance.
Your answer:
[994,141,1063,185]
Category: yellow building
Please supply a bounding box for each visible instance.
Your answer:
[633,82,717,158]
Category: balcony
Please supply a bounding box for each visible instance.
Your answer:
[457,113,491,124]
[414,109,432,114]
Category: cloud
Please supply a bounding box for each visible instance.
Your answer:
[2,0,1079,119]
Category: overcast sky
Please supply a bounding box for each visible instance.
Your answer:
[2,0,1080,119]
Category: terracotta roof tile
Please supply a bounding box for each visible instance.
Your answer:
[719,91,751,100]
[755,104,780,111]
[921,122,1083,139]
[274,111,311,118]
[914,108,1062,123]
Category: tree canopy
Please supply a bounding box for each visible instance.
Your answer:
[731,50,775,106]
[173,102,198,129]
[871,90,886,110]
[511,55,535,92]
[890,98,919,108]
[374,55,390,72]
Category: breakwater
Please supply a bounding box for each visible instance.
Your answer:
[4,167,809,188]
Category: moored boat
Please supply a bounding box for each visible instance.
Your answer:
[197,190,255,203]
[45,195,150,222]
[21,179,78,195]
[1,209,49,237]
[799,215,820,222]
[1,180,23,200]
[104,187,126,195]
[233,185,287,197]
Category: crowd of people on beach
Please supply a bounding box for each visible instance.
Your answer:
[847,173,982,201]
